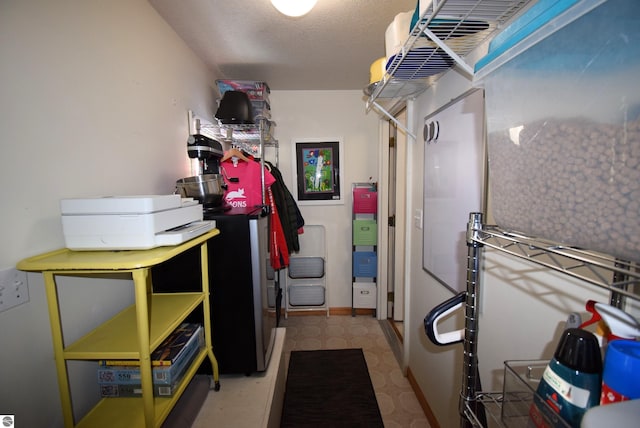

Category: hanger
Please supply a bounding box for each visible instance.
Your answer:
[221,147,252,163]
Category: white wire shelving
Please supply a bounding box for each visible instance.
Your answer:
[366,0,533,125]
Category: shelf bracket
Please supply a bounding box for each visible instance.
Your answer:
[371,101,416,140]
[420,26,474,77]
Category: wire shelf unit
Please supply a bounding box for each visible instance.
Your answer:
[188,110,278,162]
[366,0,532,117]
[460,212,640,427]
[472,225,640,300]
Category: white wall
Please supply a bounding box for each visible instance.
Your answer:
[0,0,217,426]
[268,90,380,307]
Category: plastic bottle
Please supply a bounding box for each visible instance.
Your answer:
[579,300,640,347]
[578,300,640,405]
[600,339,640,404]
[531,328,602,428]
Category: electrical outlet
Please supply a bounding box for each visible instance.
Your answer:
[0,268,29,313]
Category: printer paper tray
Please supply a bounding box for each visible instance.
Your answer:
[154,221,217,247]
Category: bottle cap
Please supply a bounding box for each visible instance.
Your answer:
[554,328,602,373]
[602,340,640,399]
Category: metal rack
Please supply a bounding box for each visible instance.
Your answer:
[188,110,279,206]
[188,110,278,163]
[366,0,532,127]
[460,212,640,427]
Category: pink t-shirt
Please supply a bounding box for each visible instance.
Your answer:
[221,159,275,209]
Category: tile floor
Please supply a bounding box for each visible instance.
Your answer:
[192,315,431,428]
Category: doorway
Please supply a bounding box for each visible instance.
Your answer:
[386,109,407,340]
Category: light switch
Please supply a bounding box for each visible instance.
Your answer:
[414,209,423,229]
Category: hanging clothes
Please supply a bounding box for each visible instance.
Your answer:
[220,150,275,209]
[265,161,304,253]
[219,149,290,270]
[267,186,290,269]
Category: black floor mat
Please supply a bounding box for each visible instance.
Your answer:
[281,348,384,428]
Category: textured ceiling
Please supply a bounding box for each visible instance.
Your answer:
[149,0,417,90]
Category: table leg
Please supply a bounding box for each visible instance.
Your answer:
[200,242,220,390]
[132,269,154,427]
[43,272,75,428]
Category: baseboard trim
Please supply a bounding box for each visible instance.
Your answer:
[332,307,375,316]
[407,367,441,428]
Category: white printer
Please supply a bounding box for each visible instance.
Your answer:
[60,195,215,250]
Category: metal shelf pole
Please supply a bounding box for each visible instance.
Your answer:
[461,213,485,427]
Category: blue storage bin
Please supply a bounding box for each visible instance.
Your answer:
[353,252,377,278]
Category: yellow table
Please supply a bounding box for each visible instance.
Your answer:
[18,229,220,428]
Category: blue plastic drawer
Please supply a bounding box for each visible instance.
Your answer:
[353,252,377,278]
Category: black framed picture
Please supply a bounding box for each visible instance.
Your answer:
[293,139,343,205]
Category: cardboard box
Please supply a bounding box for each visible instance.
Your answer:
[99,323,202,367]
[97,325,203,385]
[100,382,179,397]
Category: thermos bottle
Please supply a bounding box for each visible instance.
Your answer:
[530,328,602,428]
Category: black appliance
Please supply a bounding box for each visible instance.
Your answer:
[152,207,278,375]
[187,133,223,174]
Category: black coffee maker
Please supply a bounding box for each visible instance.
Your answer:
[187,134,223,174]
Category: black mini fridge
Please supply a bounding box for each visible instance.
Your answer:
[152,207,278,375]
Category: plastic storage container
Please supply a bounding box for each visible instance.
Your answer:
[353,282,377,309]
[353,252,377,277]
[502,360,571,428]
[353,220,378,245]
[353,187,378,214]
[474,0,640,262]
[216,79,270,101]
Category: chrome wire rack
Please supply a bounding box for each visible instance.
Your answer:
[460,213,639,428]
[473,225,640,300]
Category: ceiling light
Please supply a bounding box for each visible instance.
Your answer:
[271,0,317,17]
